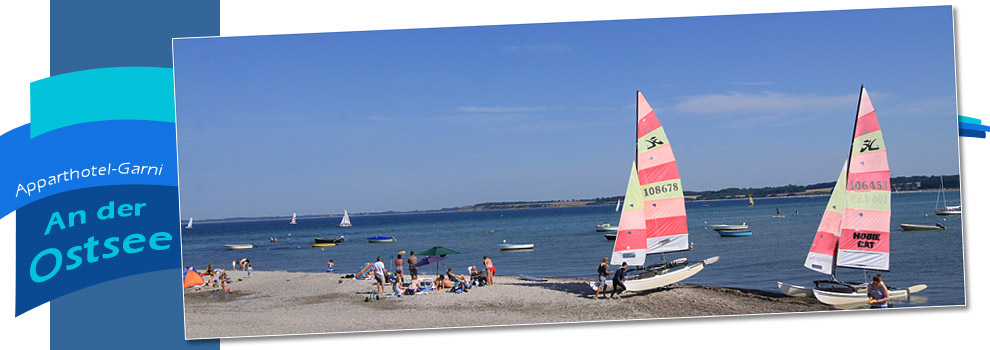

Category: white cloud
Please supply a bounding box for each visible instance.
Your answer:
[672,91,856,115]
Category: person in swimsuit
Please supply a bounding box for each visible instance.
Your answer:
[395,254,405,283]
[434,275,454,290]
[594,257,611,300]
[868,273,890,309]
[407,252,418,280]
[246,263,253,278]
[484,256,496,285]
[405,278,421,295]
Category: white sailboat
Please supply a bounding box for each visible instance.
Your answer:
[185,217,193,229]
[290,212,297,225]
[589,91,718,293]
[614,199,621,212]
[338,210,352,227]
[777,86,925,306]
[934,174,961,215]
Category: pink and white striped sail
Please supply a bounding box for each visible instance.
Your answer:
[836,87,891,271]
[804,162,847,275]
[611,162,648,266]
[636,92,689,255]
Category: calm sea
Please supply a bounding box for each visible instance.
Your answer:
[180,191,964,307]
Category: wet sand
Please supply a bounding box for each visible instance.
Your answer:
[183,270,829,339]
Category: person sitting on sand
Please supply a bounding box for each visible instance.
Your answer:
[391,275,403,296]
[405,278,421,295]
[594,257,611,300]
[434,275,455,290]
[446,268,469,287]
[372,257,387,296]
[611,262,627,300]
[205,264,214,277]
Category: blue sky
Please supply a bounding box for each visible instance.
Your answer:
[173,6,957,219]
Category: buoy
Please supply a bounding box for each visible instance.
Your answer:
[297,246,301,249]
[321,248,325,251]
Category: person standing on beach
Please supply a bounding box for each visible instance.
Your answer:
[867,273,890,309]
[408,252,418,280]
[247,263,253,278]
[594,257,611,300]
[484,256,496,285]
[611,262,627,300]
[372,257,387,296]
[395,254,405,283]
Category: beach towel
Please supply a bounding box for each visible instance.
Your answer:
[353,263,373,279]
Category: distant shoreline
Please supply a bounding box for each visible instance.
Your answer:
[187,188,958,224]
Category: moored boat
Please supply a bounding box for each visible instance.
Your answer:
[595,223,619,232]
[367,236,395,243]
[711,223,748,231]
[314,236,346,244]
[603,232,617,240]
[498,241,535,251]
[311,242,336,248]
[933,175,961,215]
[899,223,946,231]
[716,229,752,237]
[224,243,253,250]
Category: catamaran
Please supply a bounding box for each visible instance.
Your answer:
[290,212,297,225]
[777,86,925,306]
[339,210,352,227]
[590,91,719,292]
[933,174,961,215]
[185,217,193,229]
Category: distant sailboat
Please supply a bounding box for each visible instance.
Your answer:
[594,91,718,292]
[777,86,926,306]
[748,196,755,207]
[290,212,297,225]
[185,217,193,229]
[614,199,621,212]
[339,210,352,227]
[934,174,961,215]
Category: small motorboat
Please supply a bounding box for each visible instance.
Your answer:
[498,240,534,251]
[367,236,395,243]
[314,236,346,244]
[224,244,254,250]
[716,229,752,237]
[311,243,336,248]
[934,206,961,216]
[711,223,749,231]
[595,223,619,232]
[899,223,946,231]
[604,232,617,240]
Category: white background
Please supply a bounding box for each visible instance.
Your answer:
[2,1,987,349]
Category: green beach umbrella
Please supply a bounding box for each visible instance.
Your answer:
[417,246,460,257]
[416,246,460,276]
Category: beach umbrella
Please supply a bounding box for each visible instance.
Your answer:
[411,255,448,276]
[417,246,460,257]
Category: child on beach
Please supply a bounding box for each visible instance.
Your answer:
[327,260,335,272]
[247,264,253,278]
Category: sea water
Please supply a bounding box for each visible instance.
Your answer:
[180,191,964,307]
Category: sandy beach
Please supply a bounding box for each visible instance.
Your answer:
[183,270,829,339]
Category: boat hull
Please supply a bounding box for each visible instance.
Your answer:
[604,233,617,240]
[812,285,927,306]
[711,224,749,231]
[934,210,961,216]
[777,282,815,298]
[314,237,345,243]
[367,236,395,243]
[899,224,945,231]
[596,226,619,232]
[717,229,752,237]
[498,244,534,251]
[311,243,336,248]
[224,244,254,250]
[588,262,706,292]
